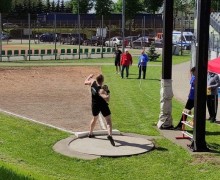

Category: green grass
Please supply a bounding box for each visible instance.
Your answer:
[1,55,220,179]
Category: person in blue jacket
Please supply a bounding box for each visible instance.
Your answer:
[174,67,196,130]
[138,50,149,79]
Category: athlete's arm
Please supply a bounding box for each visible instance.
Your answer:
[84,74,94,85]
[99,89,110,102]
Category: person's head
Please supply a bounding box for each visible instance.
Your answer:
[141,50,145,54]
[96,74,104,85]
[125,49,129,54]
[190,67,196,75]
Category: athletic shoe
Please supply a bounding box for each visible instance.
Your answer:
[160,125,174,130]
[88,134,95,138]
[107,135,115,146]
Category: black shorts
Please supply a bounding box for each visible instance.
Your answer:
[92,103,111,117]
[115,60,120,66]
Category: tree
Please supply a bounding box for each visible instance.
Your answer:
[95,0,114,18]
[60,0,65,12]
[72,0,94,14]
[45,0,51,12]
[143,0,163,13]
[36,0,44,14]
[113,0,143,32]
[56,0,60,12]
[0,0,12,13]
[51,0,56,12]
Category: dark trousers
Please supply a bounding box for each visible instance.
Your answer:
[176,98,194,128]
[121,65,129,78]
[138,66,147,79]
[207,95,218,120]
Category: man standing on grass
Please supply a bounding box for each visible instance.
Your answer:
[84,74,115,146]
[138,50,149,79]
[114,46,122,74]
[120,49,132,79]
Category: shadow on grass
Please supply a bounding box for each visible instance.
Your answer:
[206,131,220,136]
[207,143,220,153]
[154,147,168,151]
[0,166,33,180]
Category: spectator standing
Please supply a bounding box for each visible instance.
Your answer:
[138,50,149,79]
[174,67,196,130]
[114,46,122,74]
[207,71,220,123]
[120,49,133,79]
[84,74,115,146]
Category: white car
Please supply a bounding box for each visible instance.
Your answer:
[105,36,123,47]
[3,23,18,28]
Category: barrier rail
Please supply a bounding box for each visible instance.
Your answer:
[0,47,115,61]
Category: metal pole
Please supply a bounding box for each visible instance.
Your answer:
[54,13,57,60]
[122,0,125,52]
[191,0,210,152]
[181,3,183,55]
[101,15,103,58]
[28,13,31,61]
[78,0,81,59]
[0,13,2,62]
[157,0,174,129]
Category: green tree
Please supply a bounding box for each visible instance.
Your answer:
[56,0,60,12]
[72,0,94,14]
[0,0,12,13]
[113,0,143,32]
[143,0,163,13]
[95,0,114,18]
[60,0,65,12]
[45,0,51,12]
[36,0,44,14]
[51,0,56,12]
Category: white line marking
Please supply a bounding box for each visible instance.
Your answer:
[0,108,75,134]
[99,113,107,130]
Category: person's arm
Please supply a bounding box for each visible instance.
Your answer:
[209,75,220,89]
[120,54,123,65]
[99,89,110,102]
[130,54,133,65]
[84,74,94,85]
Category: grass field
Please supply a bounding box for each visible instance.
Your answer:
[1,55,220,180]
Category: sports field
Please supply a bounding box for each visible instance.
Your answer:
[1,55,220,180]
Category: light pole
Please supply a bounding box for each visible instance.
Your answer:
[78,0,81,59]
[122,0,125,52]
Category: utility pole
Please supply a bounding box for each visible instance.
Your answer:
[122,0,125,52]
[78,0,81,59]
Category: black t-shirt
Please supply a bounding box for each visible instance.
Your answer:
[91,81,107,105]
[115,50,122,61]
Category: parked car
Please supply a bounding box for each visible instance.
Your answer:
[125,36,139,47]
[0,33,10,40]
[3,23,18,29]
[105,36,128,47]
[152,39,163,48]
[60,33,75,45]
[132,36,154,49]
[39,33,58,42]
[83,36,105,46]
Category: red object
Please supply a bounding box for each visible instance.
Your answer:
[208,56,220,74]
[120,53,132,66]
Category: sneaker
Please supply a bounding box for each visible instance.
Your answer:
[107,135,115,146]
[88,134,95,138]
[160,125,174,130]
[173,126,182,131]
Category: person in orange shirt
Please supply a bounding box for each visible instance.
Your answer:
[120,49,133,78]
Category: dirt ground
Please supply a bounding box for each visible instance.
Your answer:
[0,66,102,132]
